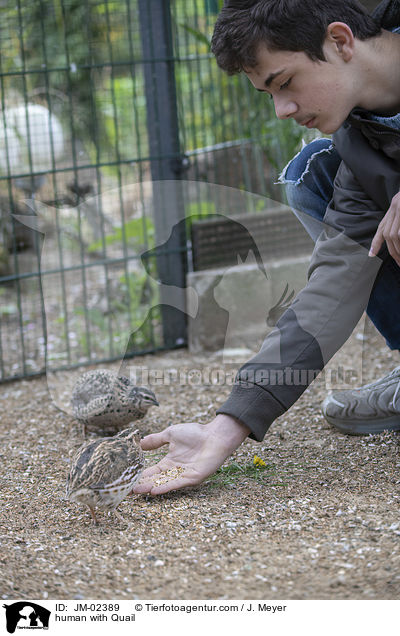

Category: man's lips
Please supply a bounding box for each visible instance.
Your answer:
[300,117,316,128]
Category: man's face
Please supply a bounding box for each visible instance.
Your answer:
[245,43,357,134]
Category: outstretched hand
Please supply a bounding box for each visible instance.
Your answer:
[132,414,250,495]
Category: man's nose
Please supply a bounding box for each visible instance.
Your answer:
[273,96,298,120]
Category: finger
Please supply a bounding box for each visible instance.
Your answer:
[388,218,400,263]
[386,237,400,265]
[133,463,201,495]
[130,459,176,493]
[139,429,171,451]
[130,472,164,494]
[138,459,174,480]
[148,474,201,496]
[369,225,384,257]
[383,225,400,264]
[131,481,156,494]
[138,464,164,479]
[131,472,181,495]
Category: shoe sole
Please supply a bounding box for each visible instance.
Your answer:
[324,413,400,436]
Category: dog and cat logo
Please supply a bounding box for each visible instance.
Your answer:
[2,602,50,633]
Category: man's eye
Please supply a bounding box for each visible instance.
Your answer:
[280,79,291,90]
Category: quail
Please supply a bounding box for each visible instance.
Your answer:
[71,369,159,436]
[66,427,144,524]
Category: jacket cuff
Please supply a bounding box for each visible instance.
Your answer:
[216,383,286,442]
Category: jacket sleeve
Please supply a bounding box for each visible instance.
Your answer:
[216,160,384,441]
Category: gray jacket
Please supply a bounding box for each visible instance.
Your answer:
[217,0,400,441]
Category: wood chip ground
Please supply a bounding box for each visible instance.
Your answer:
[1,318,400,600]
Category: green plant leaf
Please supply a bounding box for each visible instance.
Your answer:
[178,23,211,49]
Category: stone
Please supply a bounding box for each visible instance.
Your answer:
[187,255,310,353]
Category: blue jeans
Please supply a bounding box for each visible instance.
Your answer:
[281,137,400,350]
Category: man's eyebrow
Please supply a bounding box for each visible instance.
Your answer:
[256,69,286,91]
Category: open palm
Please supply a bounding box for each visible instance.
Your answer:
[132,417,249,495]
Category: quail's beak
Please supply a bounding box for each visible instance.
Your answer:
[139,394,159,407]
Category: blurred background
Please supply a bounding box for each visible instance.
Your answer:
[0,0,380,381]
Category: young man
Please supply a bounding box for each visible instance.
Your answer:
[133,0,400,496]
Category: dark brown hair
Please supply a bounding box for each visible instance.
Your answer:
[211,0,382,73]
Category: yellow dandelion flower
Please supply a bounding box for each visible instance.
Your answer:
[253,455,266,468]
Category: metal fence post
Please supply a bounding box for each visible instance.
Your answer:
[138,0,188,349]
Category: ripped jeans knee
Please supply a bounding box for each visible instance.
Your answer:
[280,139,400,352]
[279,138,341,242]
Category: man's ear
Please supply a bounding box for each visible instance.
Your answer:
[325,21,355,62]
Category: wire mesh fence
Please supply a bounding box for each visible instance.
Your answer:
[0,0,317,382]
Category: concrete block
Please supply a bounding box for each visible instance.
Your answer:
[187,255,310,353]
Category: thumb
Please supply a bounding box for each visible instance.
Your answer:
[140,428,171,451]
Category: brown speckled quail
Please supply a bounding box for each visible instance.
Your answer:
[71,369,159,436]
[66,427,144,524]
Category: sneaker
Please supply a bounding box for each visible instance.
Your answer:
[322,365,400,435]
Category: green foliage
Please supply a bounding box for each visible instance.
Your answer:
[69,265,161,358]
[1,0,314,187]
[260,119,304,171]
[178,23,212,49]
[186,200,216,217]
[0,302,17,317]
[87,216,155,253]
[95,74,148,166]
[1,0,144,165]
[206,461,288,489]
[0,0,322,360]
[174,6,322,181]
[58,214,160,357]
[2,2,104,136]
[184,201,217,232]
[119,271,161,347]
[0,288,16,317]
